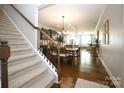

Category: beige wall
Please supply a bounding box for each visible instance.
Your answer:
[96,5,124,87]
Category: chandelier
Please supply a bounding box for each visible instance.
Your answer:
[61,16,68,35]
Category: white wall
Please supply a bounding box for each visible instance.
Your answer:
[3,4,38,49]
[96,5,124,87]
[13,4,38,26]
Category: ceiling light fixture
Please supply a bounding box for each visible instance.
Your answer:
[61,16,68,36]
[62,16,65,33]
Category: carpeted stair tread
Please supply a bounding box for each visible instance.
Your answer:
[21,71,55,88]
[0,23,16,29]
[0,30,21,35]
[8,58,42,76]
[8,52,36,62]
[0,34,23,39]
[11,47,32,52]
[9,62,48,88]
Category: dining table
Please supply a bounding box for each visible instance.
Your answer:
[65,47,79,65]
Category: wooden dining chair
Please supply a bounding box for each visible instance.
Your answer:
[49,46,58,64]
[65,45,73,48]
[60,47,68,63]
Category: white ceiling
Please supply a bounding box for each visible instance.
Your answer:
[38,4,104,32]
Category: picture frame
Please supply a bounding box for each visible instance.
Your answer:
[102,22,106,44]
[105,19,109,44]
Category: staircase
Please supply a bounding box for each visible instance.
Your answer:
[0,10,57,88]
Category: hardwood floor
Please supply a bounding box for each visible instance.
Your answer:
[51,49,115,88]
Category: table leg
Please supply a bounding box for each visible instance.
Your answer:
[72,51,75,66]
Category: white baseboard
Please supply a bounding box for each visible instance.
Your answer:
[97,52,120,88]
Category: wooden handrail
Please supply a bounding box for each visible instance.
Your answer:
[10,4,60,48]
[0,40,10,88]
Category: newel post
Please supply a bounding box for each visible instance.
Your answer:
[55,45,61,88]
[0,40,10,88]
[57,47,61,81]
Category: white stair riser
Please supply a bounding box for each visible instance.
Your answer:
[11,49,33,56]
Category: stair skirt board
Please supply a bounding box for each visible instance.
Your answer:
[0,9,56,88]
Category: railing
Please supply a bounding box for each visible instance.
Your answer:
[0,40,10,88]
[10,4,61,84]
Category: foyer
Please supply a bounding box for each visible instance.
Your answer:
[0,4,124,88]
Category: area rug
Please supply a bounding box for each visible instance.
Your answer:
[75,78,109,88]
